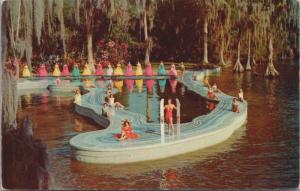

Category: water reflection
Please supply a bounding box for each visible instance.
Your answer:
[145,79,154,93]
[158,79,167,93]
[135,79,143,94]
[125,79,134,93]
[114,80,123,92]
[169,79,177,93]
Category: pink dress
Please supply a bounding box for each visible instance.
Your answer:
[62,64,70,76]
[144,63,154,76]
[96,63,104,75]
[125,63,134,76]
[38,64,48,77]
[168,65,178,76]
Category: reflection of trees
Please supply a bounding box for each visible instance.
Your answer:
[265,79,279,110]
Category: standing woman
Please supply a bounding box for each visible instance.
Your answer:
[164,99,177,135]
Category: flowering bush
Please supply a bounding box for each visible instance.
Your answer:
[96,39,130,67]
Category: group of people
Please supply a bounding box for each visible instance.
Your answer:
[21,61,186,78]
[204,77,245,113]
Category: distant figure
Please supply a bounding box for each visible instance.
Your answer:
[22,65,31,77]
[135,61,143,76]
[164,99,177,135]
[53,63,61,76]
[203,77,210,87]
[96,63,104,76]
[158,61,166,75]
[62,64,70,76]
[144,62,154,76]
[207,87,218,100]
[168,64,178,76]
[232,98,240,113]
[125,62,133,76]
[180,62,185,75]
[106,64,113,76]
[102,102,112,118]
[108,94,124,109]
[114,120,139,141]
[238,89,244,102]
[114,63,124,76]
[212,83,219,93]
[125,62,134,76]
[82,64,92,76]
[72,63,81,77]
[74,89,81,104]
[38,64,48,77]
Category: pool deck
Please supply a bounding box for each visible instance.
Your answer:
[67,68,248,164]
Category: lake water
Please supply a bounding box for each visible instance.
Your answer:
[16,62,299,189]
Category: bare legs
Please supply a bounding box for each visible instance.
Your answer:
[167,118,174,136]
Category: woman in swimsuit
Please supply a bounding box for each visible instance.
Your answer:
[114,120,139,141]
[164,99,177,135]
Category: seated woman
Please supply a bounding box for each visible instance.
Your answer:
[72,63,81,77]
[102,102,112,118]
[207,87,219,100]
[144,62,154,76]
[96,63,104,76]
[22,64,31,77]
[38,64,48,77]
[212,83,219,93]
[106,63,113,76]
[74,89,81,104]
[82,64,92,75]
[168,64,178,76]
[114,63,124,76]
[158,61,166,75]
[108,94,124,109]
[62,64,70,76]
[113,119,139,141]
[53,63,61,77]
[238,89,244,102]
[125,62,134,76]
[232,98,240,113]
[135,61,143,76]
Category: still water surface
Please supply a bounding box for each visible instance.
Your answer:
[17,63,299,189]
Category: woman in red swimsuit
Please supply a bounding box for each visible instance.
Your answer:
[113,120,139,141]
[164,99,177,135]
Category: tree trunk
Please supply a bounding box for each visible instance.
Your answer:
[203,17,209,64]
[233,40,244,72]
[265,36,279,78]
[246,32,251,70]
[87,32,95,72]
[144,11,150,63]
[219,28,226,66]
